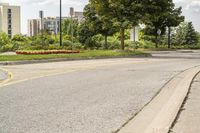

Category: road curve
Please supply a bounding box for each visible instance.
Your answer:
[1,56,200,133]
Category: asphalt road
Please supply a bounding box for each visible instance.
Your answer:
[0,70,7,81]
[1,51,200,133]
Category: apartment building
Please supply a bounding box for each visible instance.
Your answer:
[27,8,84,37]
[74,12,84,22]
[0,3,20,37]
[27,17,69,36]
[70,7,84,22]
[27,19,40,37]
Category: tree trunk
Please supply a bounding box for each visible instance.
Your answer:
[121,28,125,50]
[105,35,108,50]
[168,27,171,49]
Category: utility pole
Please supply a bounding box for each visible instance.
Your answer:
[60,0,62,47]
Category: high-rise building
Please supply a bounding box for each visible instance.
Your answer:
[43,17,69,35]
[27,17,69,37]
[27,8,84,37]
[70,7,84,22]
[0,3,20,37]
[27,19,41,37]
[74,11,84,22]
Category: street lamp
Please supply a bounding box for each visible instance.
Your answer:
[39,11,44,45]
[60,0,62,47]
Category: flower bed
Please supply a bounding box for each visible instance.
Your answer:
[16,50,80,55]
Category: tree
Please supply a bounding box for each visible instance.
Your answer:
[174,22,188,45]
[142,0,175,48]
[84,4,117,49]
[142,19,167,47]
[0,32,11,47]
[11,34,30,50]
[63,19,79,39]
[165,7,184,48]
[90,0,144,50]
[0,32,13,52]
[185,22,198,45]
[78,21,96,48]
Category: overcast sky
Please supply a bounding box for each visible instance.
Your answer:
[0,0,199,34]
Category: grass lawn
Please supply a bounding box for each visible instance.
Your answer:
[0,50,150,62]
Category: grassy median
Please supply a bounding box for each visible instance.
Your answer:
[0,50,150,62]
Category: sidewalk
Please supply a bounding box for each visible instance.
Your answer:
[171,73,200,133]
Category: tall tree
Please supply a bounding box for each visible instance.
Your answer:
[165,6,184,48]
[185,22,198,45]
[174,22,188,45]
[142,0,175,48]
[63,19,79,38]
[84,4,117,49]
[90,0,144,50]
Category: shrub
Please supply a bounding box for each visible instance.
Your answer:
[136,40,155,49]
[1,44,13,52]
[125,40,133,48]
[0,32,13,52]
[73,42,84,50]
[48,44,60,50]
[107,37,120,50]
[62,40,73,47]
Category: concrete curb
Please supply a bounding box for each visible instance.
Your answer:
[0,54,151,66]
[118,66,200,133]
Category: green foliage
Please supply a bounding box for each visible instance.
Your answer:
[84,4,118,49]
[173,22,198,45]
[62,40,73,48]
[0,0,199,52]
[185,22,198,45]
[107,36,120,50]
[73,42,85,50]
[173,22,188,45]
[0,50,148,62]
[63,19,79,39]
[142,0,184,48]
[90,0,145,50]
[78,21,96,45]
[11,34,31,50]
[0,32,12,52]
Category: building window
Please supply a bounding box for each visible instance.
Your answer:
[8,24,12,29]
[7,9,12,37]
[8,14,11,18]
[8,19,12,24]
[8,9,12,14]
[8,29,12,37]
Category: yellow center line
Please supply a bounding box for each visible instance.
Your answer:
[0,58,169,88]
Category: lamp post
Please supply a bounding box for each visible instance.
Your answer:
[60,0,62,47]
[70,7,74,50]
[39,11,44,45]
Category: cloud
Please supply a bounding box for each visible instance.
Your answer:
[186,1,200,13]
